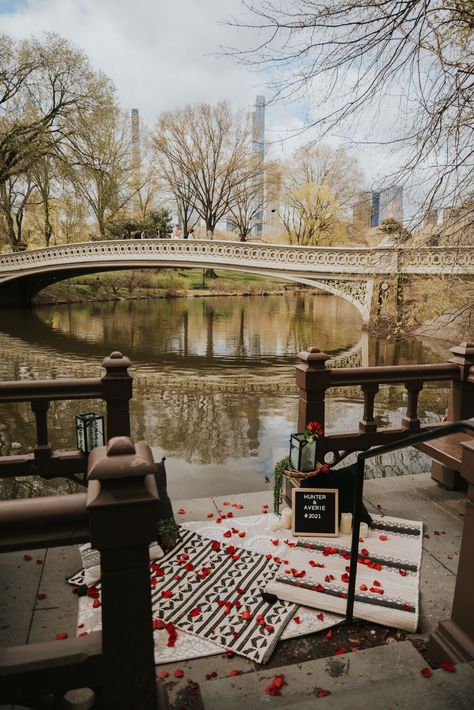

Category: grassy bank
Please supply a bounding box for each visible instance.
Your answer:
[34,268,294,304]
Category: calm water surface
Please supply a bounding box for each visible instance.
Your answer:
[0,294,451,499]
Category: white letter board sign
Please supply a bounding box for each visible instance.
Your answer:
[291,487,339,537]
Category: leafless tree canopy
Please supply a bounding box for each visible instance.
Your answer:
[229,1,473,229]
[154,101,258,234]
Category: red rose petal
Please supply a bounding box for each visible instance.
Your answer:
[23,554,32,561]
[55,633,68,640]
[293,616,302,624]
[92,598,101,608]
[37,593,47,600]
[174,669,184,678]
[223,530,232,538]
[271,539,280,546]
[190,607,201,618]
[325,630,333,639]
[316,688,331,698]
[399,569,408,576]
[335,648,345,655]
[265,624,274,633]
[440,661,456,672]
[184,562,195,571]
[421,667,432,678]
[373,580,381,587]
[241,610,252,621]
[227,512,234,518]
[36,559,43,565]
[177,508,186,514]
[153,619,167,630]
[211,540,221,551]
[161,591,173,599]
[207,513,214,518]
[159,671,169,679]
[316,612,324,621]
[272,675,287,689]
[229,670,241,677]
[379,534,388,541]
[238,531,246,538]
[361,548,369,556]
[216,518,222,524]
[359,584,368,591]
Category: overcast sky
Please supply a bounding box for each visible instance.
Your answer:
[0,0,396,186]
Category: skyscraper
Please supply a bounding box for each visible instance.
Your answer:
[131,108,141,171]
[251,96,265,236]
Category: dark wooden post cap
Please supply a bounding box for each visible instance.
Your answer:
[449,342,474,361]
[102,351,132,376]
[86,437,159,548]
[297,346,331,368]
[87,436,155,482]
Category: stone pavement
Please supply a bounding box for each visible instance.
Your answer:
[0,472,468,708]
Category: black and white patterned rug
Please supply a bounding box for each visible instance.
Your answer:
[68,527,297,664]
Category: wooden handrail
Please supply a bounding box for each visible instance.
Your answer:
[326,362,459,386]
[0,493,88,552]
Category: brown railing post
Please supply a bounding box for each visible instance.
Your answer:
[296,347,331,432]
[101,351,133,440]
[428,439,474,665]
[432,342,474,489]
[31,399,52,459]
[87,436,162,710]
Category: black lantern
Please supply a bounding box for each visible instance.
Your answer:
[289,433,318,473]
[75,413,105,454]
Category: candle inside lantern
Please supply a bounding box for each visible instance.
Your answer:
[340,512,352,534]
[359,522,369,539]
[280,508,293,530]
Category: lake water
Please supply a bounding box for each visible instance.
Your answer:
[0,293,451,499]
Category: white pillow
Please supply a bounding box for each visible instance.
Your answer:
[79,541,164,586]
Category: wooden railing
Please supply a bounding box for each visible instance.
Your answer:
[295,340,474,667]
[0,350,132,484]
[0,353,167,708]
[294,341,474,488]
[0,436,167,710]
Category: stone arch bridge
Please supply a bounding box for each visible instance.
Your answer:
[0,240,472,321]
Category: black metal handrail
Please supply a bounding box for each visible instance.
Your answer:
[345,419,474,622]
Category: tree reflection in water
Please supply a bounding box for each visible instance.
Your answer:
[0,294,451,498]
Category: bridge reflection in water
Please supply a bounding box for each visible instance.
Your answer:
[0,294,450,499]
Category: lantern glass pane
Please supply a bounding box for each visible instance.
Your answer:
[300,438,317,472]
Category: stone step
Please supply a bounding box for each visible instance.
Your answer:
[289,661,474,709]
[200,641,427,709]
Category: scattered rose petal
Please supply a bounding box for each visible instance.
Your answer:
[177,508,186,514]
[207,513,214,518]
[55,633,68,640]
[92,598,101,608]
[373,580,381,587]
[174,669,184,678]
[223,530,232,539]
[238,531,246,538]
[161,591,173,599]
[421,667,432,678]
[316,612,324,621]
[241,610,252,621]
[23,554,32,561]
[293,616,302,624]
[216,518,222,524]
[184,562,195,571]
[399,569,408,576]
[153,619,167,631]
[211,540,221,552]
[335,648,345,655]
[159,671,169,679]
[229,670,241,677]
[379,535,388,541]
[37,593,47,600]
[36,559,43,565]
[325,630,333,639]
[226,512,234,518]
[190,608,201,618]
[359,584,368,591]
[361,548,369,556]
[440,661,456,672]
[315,688,331,698]
[271,539,280,546]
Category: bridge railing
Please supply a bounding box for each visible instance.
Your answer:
[0,435,166,710]
[0,351,132,485]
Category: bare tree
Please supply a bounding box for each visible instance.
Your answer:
[0,173,37,249]
[228,157,276,241]
[229,1,473,235]
[0,33,108,186]
[154,101,255,234]
[64,105,135,237]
